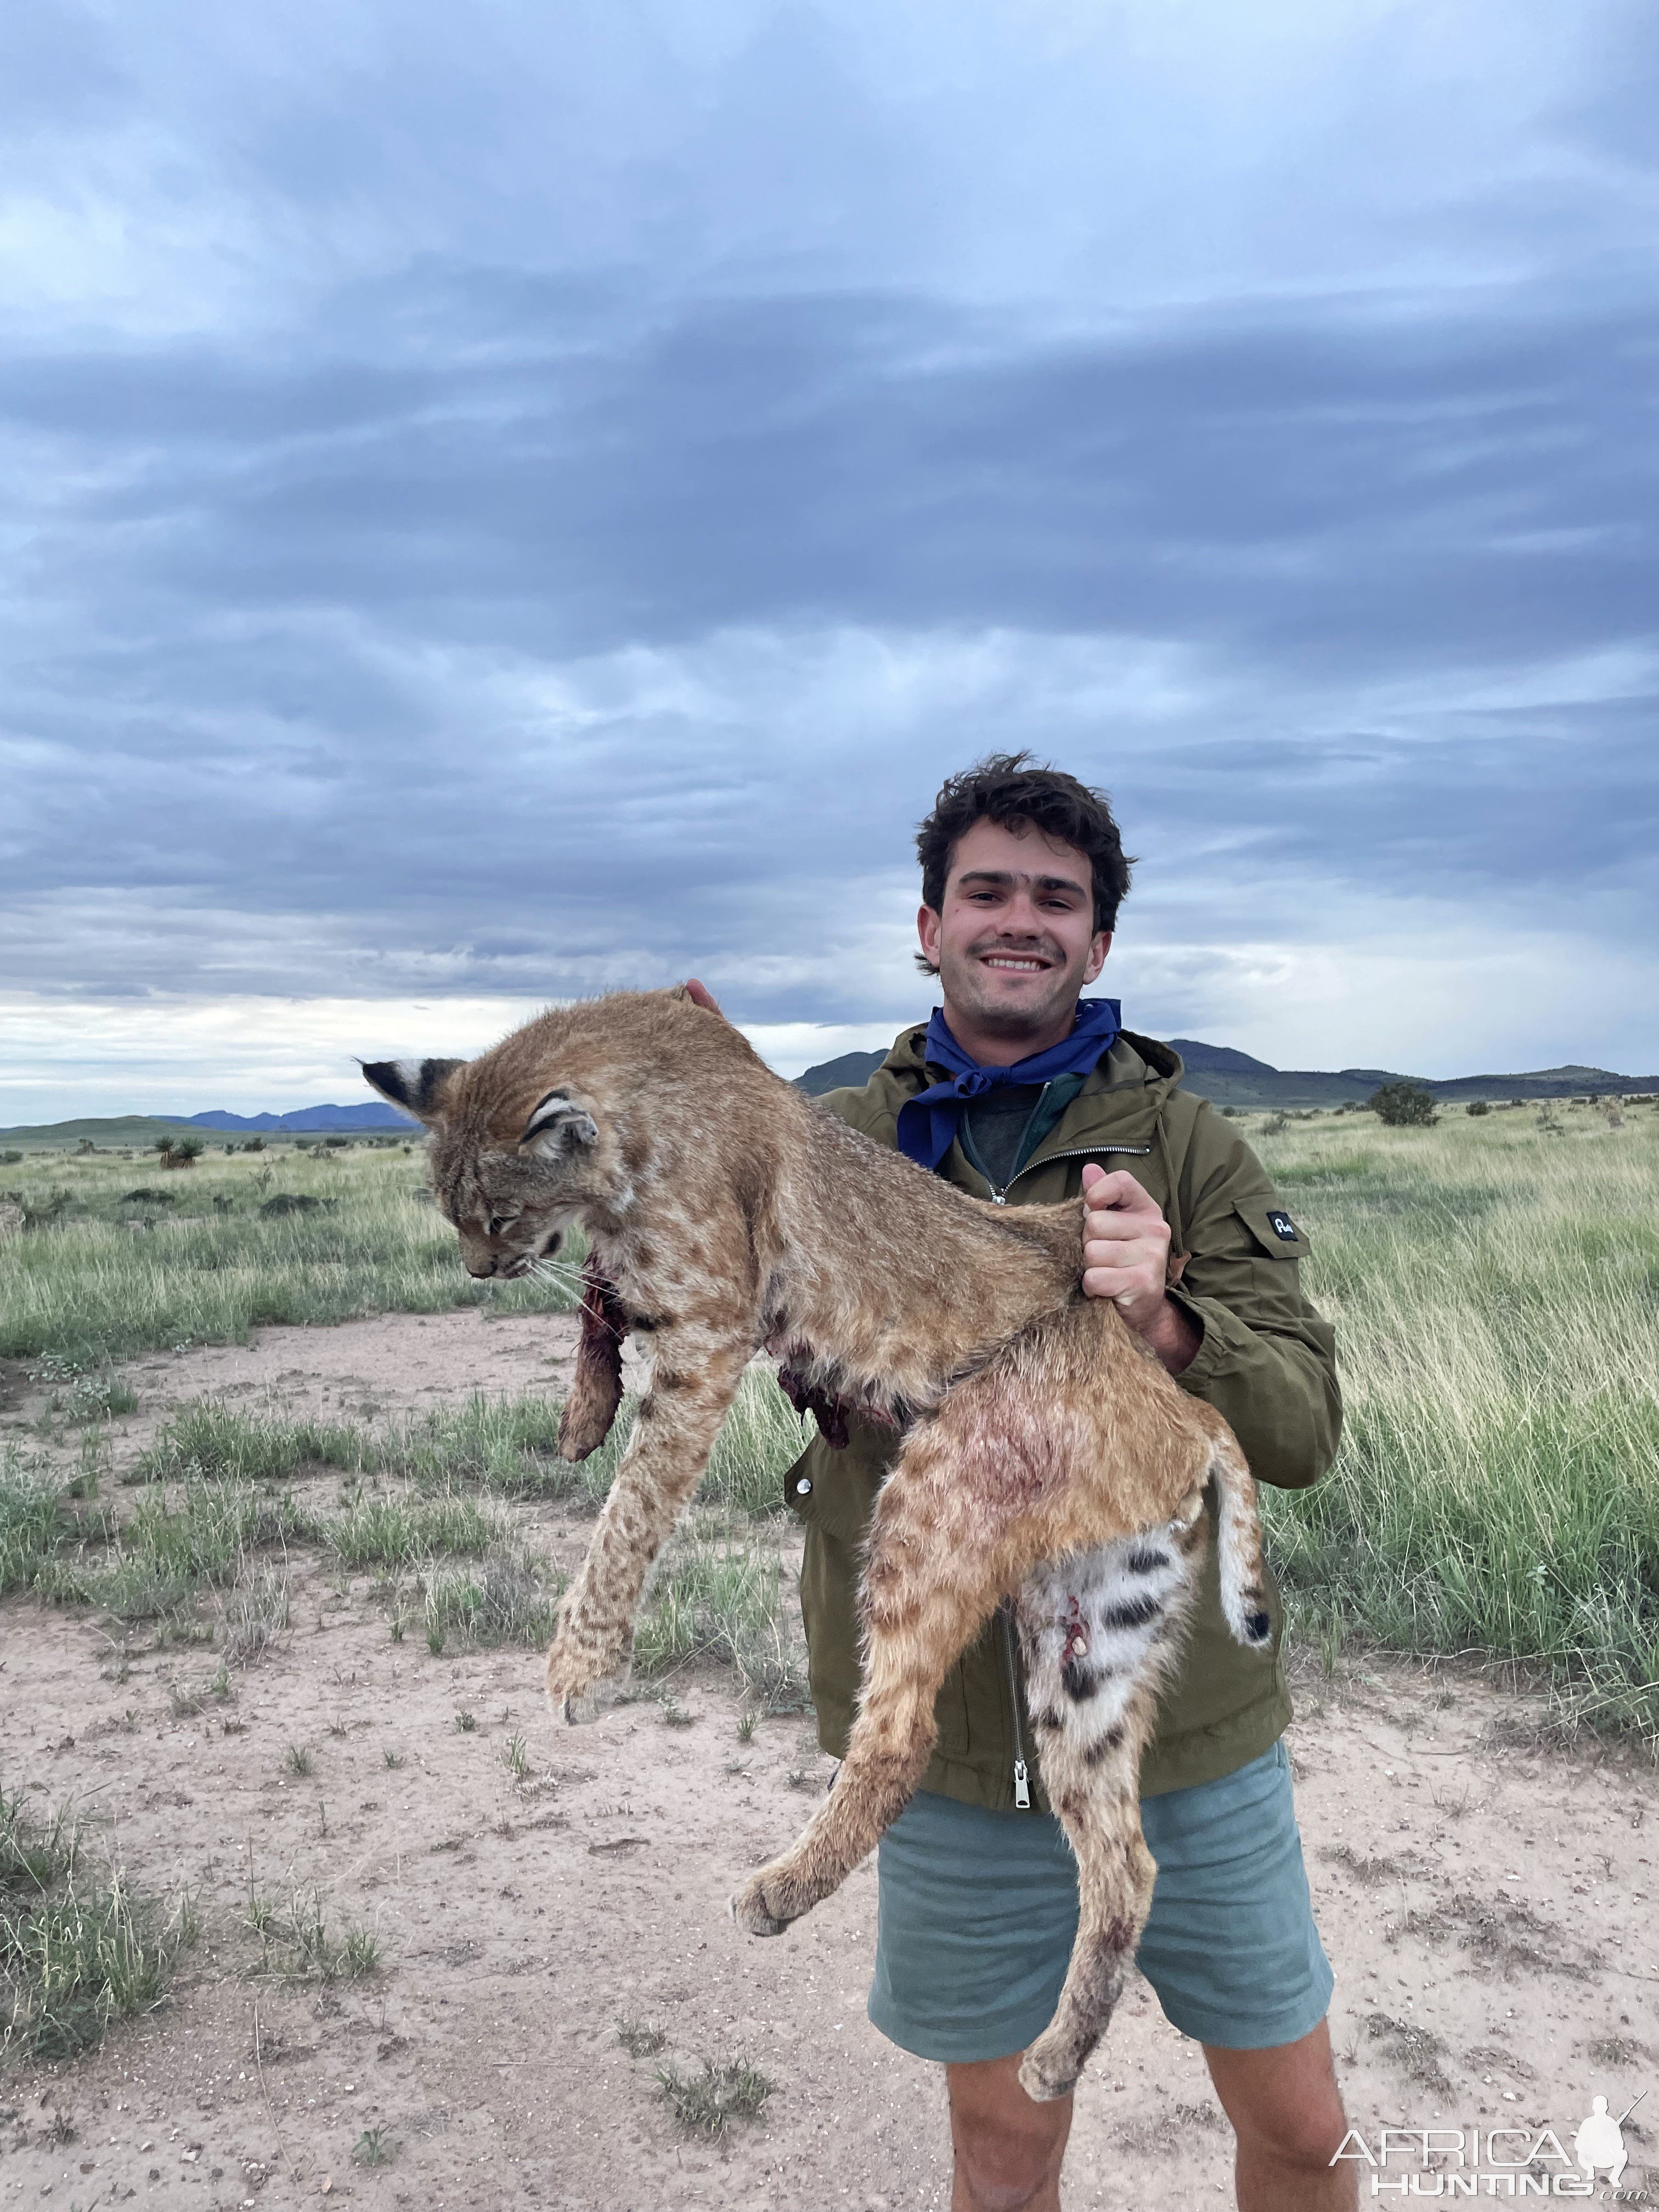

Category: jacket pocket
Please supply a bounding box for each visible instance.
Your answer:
[784,1427,890,1545]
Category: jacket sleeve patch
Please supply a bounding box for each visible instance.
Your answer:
[1233,1200,1311,1259]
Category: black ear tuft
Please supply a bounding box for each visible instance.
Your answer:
[359,1057,466,1125]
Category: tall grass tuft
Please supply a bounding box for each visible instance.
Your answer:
[38,1481,319,1620]
[635,1515,808,1710]
[1,1789,196,2062]
[1,1451,66,1593]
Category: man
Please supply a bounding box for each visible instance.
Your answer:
[786,754,1353,2211]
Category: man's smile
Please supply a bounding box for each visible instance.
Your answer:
[978,948,1056,974]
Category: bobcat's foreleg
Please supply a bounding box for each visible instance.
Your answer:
[547,1336,749,1720]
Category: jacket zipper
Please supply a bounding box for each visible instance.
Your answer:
[998,1602,1032,1809]
[986,1142,1153,1206]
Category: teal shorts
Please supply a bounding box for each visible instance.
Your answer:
[868,1740,1333,2061]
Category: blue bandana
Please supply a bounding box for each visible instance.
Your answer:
[895,998,1122,1172]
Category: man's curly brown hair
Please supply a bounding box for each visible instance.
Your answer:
[915,753,1133,973]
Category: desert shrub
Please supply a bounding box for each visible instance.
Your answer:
[1465,1099,1491,1117]
[242,1137,266,1152]
[0,1151,21,1166]
[1368,1081,1438,1128]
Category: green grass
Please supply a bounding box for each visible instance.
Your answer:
[1,1788,196,2064]
[132,1401,366,1486]
[655,2055,774,2136]
[131,1366,805,1515]
[0,1143,582,1365]
[245,1883,380,1983]
[1239,1101,1659,1739]
[414,1549,566,1650]
[326,1491,507,1570]
[36,1481,319,1621]
[0,1452,69,1594]
[635,1515,808,1709]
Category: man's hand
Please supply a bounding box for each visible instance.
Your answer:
[1080,1162,1200,1376]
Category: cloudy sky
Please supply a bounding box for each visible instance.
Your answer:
[4,0,1656,1119]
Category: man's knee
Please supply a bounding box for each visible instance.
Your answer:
[947,2057,1071,2212]
[1206,2019,1350,2171]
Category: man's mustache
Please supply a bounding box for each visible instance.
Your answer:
[967,937,1065,966]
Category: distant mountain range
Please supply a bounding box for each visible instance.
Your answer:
[0,1103,410,1145]
[795,1040,1659,1108]
[179,1103,410,1132]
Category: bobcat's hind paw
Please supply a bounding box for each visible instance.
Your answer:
[730,1867,805,1938]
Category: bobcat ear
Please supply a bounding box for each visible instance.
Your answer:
[360,1057,466,1126]
[675,978,725,1016]
[519,1088,599,1156]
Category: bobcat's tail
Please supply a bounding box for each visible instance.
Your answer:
[1204,1419,1273,1650]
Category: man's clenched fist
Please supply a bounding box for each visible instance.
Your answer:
[1080,1162,1200,1376]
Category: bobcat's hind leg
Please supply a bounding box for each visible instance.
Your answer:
[548,1334,749,1720]
[1013,1534,1200,2100]
[1020,1731,1156,2104]
[732,1412,1005,1937]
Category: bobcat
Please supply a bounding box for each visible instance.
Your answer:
[363,985,1271,2102]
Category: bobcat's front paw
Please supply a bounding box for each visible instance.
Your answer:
[545,1621,631,1723]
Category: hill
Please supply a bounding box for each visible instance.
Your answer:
[0,1115,206,1150]
[794,1040,1659,1108]
[0,1103,409,1149]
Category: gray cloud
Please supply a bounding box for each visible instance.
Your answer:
[2,0,1656,1077]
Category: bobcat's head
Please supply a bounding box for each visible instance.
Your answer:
[360,1053,611,1281]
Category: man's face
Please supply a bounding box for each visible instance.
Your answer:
[917,816,1109,1043]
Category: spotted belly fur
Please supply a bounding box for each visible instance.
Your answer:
[1017,1519,1206,1765]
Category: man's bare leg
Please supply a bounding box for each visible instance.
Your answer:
[1204,2018,1357,2212]
[946,2056,1072,2212]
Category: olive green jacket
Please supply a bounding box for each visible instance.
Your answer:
[785,1024,1341,1808]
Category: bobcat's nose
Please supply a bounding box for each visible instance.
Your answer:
[466,1259,499,1279]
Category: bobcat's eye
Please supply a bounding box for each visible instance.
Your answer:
[487,1215,509,1238]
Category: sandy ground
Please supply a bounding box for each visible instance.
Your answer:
[2,1314,1655,2210]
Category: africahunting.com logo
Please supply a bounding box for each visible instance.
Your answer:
[1332,2093,1646,2196]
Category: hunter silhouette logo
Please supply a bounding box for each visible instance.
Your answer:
[1331,2089,1646,2194]
[1573,2092,1641,2188]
